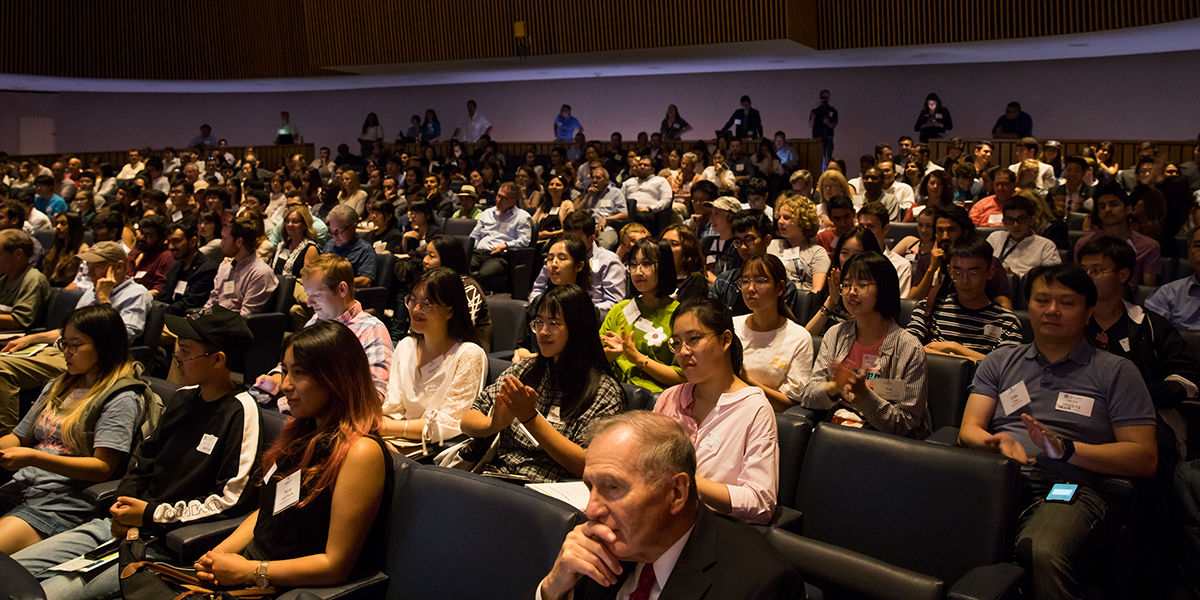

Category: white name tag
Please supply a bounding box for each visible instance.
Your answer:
[621,301,641,326]
[733,119,742,126]
[222,281,235,295]
[173,280,187,296]
[705,255,716,264]
[262,462,277,484]
[197,433,218,455]
[1000,380,1032,416]
[984,324,1002,339]
[0,304,11,314]
[987,214,1003,225]
[1119,338,1130,352]
[698,432,723,454]
[273,470,301,515]
[171,211,183,222]
[871,379,904,402]
[547,406,561,425]
[736,164,744,172]
[1055,392,1094,418]
[135,271,147,280]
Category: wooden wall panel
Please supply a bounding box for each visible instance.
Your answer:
[7,144,314,173]
[928,139,1197,171]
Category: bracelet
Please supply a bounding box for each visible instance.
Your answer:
[819,305,831,317]
[521,413,538,425]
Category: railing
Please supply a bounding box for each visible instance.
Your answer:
[6,144,315,174]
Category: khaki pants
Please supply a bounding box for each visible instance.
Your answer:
[0,348,67,435]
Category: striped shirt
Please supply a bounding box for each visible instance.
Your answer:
[905,294,1023,355]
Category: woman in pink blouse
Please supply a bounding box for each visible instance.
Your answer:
[653,297,778,525]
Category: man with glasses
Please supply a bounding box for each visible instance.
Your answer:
[985,194,1061,277]
[908,205,1013,309]
[906,236,1023,361]
[0,241,151,434]
[969,168,1018,227]
[709,210,800,316]
[322,205,375,288]
[256,255,391,405]
[470,182,533,293]
[809,90,837,171]
[579,167,627,251]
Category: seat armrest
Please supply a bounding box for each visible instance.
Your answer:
[0,551,46,600]
[84,480,121,508]
[769,506,803,534]
[763,529,943,600]
[165,516,249,563]
[783,406,821,421]
[946,563,1025,600]
[275,572,389,600]
[926,426,962,446]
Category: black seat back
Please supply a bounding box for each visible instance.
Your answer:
[487,297,529,353]
[273,275,296,314]
[898,297,918,327]
[622,383,656,411]
[443,218,478,237]
[1012,309,1033,343]
[40,288,84,331]
[796,423,1020,585]
[925,353,975,432]
[775,412,814,510]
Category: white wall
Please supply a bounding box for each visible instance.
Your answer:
[2,48,1199,161]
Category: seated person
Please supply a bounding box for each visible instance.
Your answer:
[733,254,814,412]
[814,194,857,257]
[394,235,492,350]
[614,222,649,265]
[127,213,175,298]
[0,229,50,331]
[700,196,743,281]
[381,267,486,444]
[0,306,149,554]
[805,226,882,335]
[655,297,779,525]
[908,205,1013,309]
[322,205,375,288]
[364,199,405,255]
[0,200,45,268]
[206,216,279,316]
[622,155,673,231]
[461,285,624,482]
[1146,226,1200,330]
[195,321,389,592]
[857,201,913,292]
[800,252,931,439]
[662,224,708,302]
[530,210,627,315]
[0,242,151,435]
[256,255,391,401]
[42,212,87,287]
[958,263,1157,600]
[968,167,1018,226]
[768,192,830,293]
[986,193,1061,276]
[709,209,802,317]
[906,235,1023,361]
[161,221,218,316]
[267,191,329,248]
[575,167,626,250]
[600,238,685,393]
[13,306,260,600]
[1073,181,1161,287]
[536,411,803,600]
[521,237,594,360]
[469,182,533,293]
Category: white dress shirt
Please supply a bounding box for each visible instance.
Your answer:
[622,175,673,211]
[888,181,915,211]
[986,231,1062,277]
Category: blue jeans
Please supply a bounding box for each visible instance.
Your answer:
[12,518,168,600]
[1014,468,1108,600]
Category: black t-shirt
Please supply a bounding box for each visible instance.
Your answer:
[811,105,838,139]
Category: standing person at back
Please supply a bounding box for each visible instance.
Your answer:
[809,90,838,170]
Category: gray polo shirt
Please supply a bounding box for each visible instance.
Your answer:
[971,338,1156,460]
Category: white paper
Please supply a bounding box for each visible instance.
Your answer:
[871,379,904,402]
[526,481,589,511]
[987,214,1003,225]
[273,470,301,515]
[0,304,11,314]
[172,211,184,222]
[262,462,277,484]
[1055,392,1094,418]
[1119,338,1130,352]
[999,381,1032,416]
[197,433,218,455]
[173,280,187,296]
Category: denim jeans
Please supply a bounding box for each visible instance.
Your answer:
[1014,467,1108,600]
[12,518,168,600]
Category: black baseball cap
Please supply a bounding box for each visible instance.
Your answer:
[165,305,253,351]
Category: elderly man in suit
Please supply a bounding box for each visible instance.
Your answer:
[536,411,803,600]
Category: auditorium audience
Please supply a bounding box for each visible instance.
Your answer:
[462,284,624,482]
[601,238,684,393]
[196,210,225,263]
[891,207,935,265]
[1008,137,1057,192]
[909,205,1013,309]
[1049,155,1094,213]
[1074,181,1161,287]
[734,254,813,411]
[532,176,574,240]
[801,251,931,439]
[1146,226,1200,330]
[161,221,218,316]
[987,193,1062,276]
[857,201,913,293]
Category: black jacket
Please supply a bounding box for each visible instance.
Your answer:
[161,252,218,316]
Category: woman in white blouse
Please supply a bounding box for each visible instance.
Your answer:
[701,150,736,192]
[654,297,778,525]
[734,254,814,412]
[381,267,487,444]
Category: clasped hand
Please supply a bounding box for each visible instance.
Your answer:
[830,359,871,406]
[195,551,255,587]
[497,375,540,424]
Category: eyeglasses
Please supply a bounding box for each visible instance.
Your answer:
[731,235,760,249]
[667,332,717,353]
[629,261,656,272]
[1001,215,1030,225]
[173,350,215,365]
[529,319,563,334]
[737,276,771,290]
[949,268,985,280]
[1084,268,1117,277]
[328,226,351,237]
[54,338,92,355]
[405,295,436,313]
[839,282,876,295]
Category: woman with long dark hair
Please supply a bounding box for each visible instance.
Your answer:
[420,109,441,143]
[196,321,388,590]
[358,112,384,157]
[382,268,485,443]
[0,305,147,553]
[661,224,708,301]
[515,236,593,360]
[532,175,576,241]
[805,226,883,335]
[460,284,624,481]
[412,235,492,351]
[365,200,405,255]
[43,212,88,287]
[654,297,778,525]
[913,92,953,143]
[660,104,692,140]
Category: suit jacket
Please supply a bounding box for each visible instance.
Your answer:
[571,507,805,600]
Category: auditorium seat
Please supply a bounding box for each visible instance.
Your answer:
[0,551,43,600]
[766,423,1023,600]
[899,297,918,327]
[34,287,84,331]
[1133,285,1155,306]
[1067,211,1088,231]
[486,296,528,354]
[1007,272,1024,310]
[1011,310,1033,343]
[775,412,814,511]
[357,253,396,315]
[443,218,478,237]
[1068,230,1087,251]
[888,222,917,244]
[623,383,656,411]
[450,234,476,258]
[925,353,976,432]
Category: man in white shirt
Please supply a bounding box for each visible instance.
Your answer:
[622,156,672,231]
[535,411,804,600]
[116,149,144,180]
[986,194,1061,276]
[309,146,335,176]
[1008,137,1056,191]
[877,160,915,212]
[144,157,170,193]
[451,100,493,143]
[858,201,913,293]
[773,131,798,171]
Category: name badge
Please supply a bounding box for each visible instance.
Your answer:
[1055,392,1094,418]
[621,301,642,326]
[871,379,904,402]
[984,324,1002,339]
[547,406,561,425]
[698,432,723,454]
[273,470,301,515]
[733,119,742,126]
[171,211,183,222]
[135,271,147,280]
[1119,338,1130,352]
[736,164,744,172]
[861,354,880,373]
[999,380,1032,416]
[174,280,187,296]
[262,462,277,484]
[705,255,716,264]
[0,304,11,314]
[222,281,235,295]
[987,214,1003,225]
[197,433,218,455]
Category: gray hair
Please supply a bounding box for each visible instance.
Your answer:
[587,411,699,507]
[327,204,358,226]
[0,228,32,258]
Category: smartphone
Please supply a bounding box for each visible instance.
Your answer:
[1046,483,1078,504]
[247,385,276,404]
[83,539,121,560]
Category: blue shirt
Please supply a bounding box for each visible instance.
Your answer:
[77,278,153,342]
[588,186,627,222]
[970,339,1156,461]
[36,194,68,217]
[554,115,582,141]
[469,206,532,252]
[530,243,627,313]
[322,237,377,284]
[420,121,441,142]
[1145,276,1200,331]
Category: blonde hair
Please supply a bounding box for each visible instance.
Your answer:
[816,169,852,203]
[775,192,820,240]
[282,205,319,243]
[48,362,141,455]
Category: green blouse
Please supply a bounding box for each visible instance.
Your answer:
[600,297,682,393]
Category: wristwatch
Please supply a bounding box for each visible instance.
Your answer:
[1060,437,1075,462]
[255,561,270,588]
